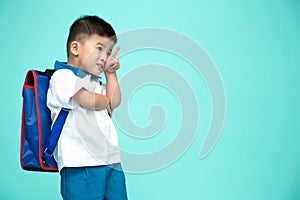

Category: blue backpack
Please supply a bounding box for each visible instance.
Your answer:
[20,69,69,172]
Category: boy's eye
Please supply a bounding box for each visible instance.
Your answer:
[96,46,103,51]
[107,51,112,57]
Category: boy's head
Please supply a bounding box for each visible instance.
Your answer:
[67,15,117,75]
[67,15,117,57]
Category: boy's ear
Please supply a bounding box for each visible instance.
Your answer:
[70,41,79,56]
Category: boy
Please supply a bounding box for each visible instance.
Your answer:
[47,15,127,200]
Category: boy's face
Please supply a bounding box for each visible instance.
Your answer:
[76,34,115,75]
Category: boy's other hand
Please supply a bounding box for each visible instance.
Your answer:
[105,46,120,73]
[107,101,112,118]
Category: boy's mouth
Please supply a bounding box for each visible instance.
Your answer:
[97,63,104,70]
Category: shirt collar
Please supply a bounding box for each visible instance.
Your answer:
[54,61,101,80]
[54,60,88,78]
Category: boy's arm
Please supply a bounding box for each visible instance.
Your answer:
[104,46,121,109]
[105,72,121,109]
[73,88,109,110]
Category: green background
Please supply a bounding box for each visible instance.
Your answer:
[1,0,300,199]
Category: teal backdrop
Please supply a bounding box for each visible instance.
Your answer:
[1,0,300,199]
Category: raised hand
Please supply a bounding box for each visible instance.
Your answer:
[105,46,120,73]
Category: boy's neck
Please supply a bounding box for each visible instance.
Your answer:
[67,58,80,69]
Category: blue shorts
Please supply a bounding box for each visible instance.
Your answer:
[60,164,128,200]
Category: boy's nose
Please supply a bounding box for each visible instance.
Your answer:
[99,53,108,63]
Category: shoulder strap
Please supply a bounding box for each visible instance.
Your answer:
[42,108,69,167]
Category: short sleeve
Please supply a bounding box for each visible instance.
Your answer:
[47,69,90,109]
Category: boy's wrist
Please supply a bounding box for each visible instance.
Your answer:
[104,70,116,76]
[104,71,117,80]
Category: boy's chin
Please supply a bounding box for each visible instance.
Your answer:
[93,71,103,76]
[90,68,103,76]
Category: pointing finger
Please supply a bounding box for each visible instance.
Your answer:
[110,46,120,58]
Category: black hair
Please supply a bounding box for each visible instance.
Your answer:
[66,15,117,57]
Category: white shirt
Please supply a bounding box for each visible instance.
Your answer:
[46,69,121,171]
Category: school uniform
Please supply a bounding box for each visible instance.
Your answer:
[47,61,127,200]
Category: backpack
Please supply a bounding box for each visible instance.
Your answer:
[20,69,69,172]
